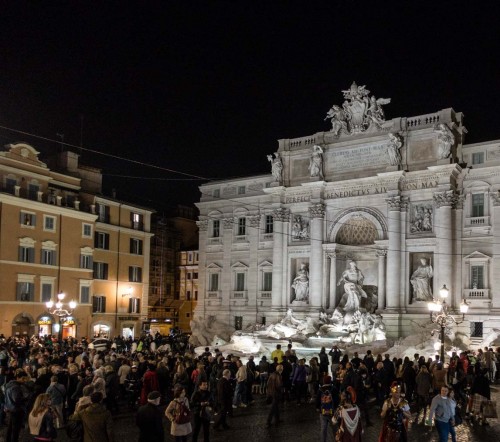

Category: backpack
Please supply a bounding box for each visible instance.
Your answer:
[174,399,192,424]
[320,390,334,416]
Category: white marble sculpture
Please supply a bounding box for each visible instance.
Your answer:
[434,123,455,159]
[387,133,402,166]
[326,82,391,135]
[309,145,324,180]
[267,152,283,183]
[410,258,434,302]
[291,263,309,303]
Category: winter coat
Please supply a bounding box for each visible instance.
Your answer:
[76,402,114,442]
[415,371,432,397]
[136,402,165,442]
[165,396,192,436]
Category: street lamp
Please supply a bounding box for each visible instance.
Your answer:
[46,292,77,343]
[427,284,469,363]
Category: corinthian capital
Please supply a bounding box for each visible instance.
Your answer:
[272,208,290,222]
[196,220,209,231]
[223,218,234,229]
[386,196,401,211]
[433,190,458,208]
[490,191,500,207]
[309,203,325,219]
[248,215,261,227]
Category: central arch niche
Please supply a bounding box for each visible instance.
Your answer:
[328,208,387,245]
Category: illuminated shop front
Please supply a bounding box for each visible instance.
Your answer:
[92,323,110,338]
[37,316,53,336]
[61,317,76,338]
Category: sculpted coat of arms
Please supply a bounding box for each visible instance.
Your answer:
[325,82,391,136]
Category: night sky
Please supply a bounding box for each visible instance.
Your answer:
[0,2,499,211]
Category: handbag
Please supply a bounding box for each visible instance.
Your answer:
[482,400,498,418]
[174,400,192,424]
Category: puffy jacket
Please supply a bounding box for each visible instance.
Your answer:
[4,380,29,412]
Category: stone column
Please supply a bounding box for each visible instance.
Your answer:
[490,192,500,310]
[399,199,408,309]
[328,252,337,310]
[386,196,401,310]
[377,250,387,311]
[433,191,456,295]
[248,215,261,304]
[195,219,208,318]
[272,209,288,308]
[309,203,325,308]
[222,218,234,308]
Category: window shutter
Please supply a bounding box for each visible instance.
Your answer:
[103,264,108,280]
[129,238,133,253]
[139,240,143,255]
[29,248,35,263]
[32,215,36,227]
[129,266,133,281]
[128,298,133,313]
[28,283,34,301]
[19,212,23,224]
[94,233,98,248]
[101,296,106,312]
[105,234,109,249]
[92,296,98,312]
[138,267,142,282]
[89,256,93,268]
[18,247,23,261]
[16,282,22,301]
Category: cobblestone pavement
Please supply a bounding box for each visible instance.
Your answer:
[1,388,500,441]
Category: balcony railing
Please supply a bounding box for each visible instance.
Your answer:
[464,288,489,298]
[232,291,247,299]
[465,216,489,227]
[259,292,272,299]
[207,291,220,298]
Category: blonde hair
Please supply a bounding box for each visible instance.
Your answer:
[31,393,51,417]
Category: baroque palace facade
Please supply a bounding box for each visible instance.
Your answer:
[195,83,500,340]
[0,143,153,339]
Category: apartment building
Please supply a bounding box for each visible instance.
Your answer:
[0,143,153,339]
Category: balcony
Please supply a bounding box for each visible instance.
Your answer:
[234,235,248,243]
[464,288,489,299]
[206,291,222,306]
[259,292,272,299]
[208,237,222,245]
[465,216,489,227]
[231,291,247,299]
[261,233,274,241]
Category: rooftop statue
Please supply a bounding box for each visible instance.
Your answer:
[309,145,325,180]
[267,151,283,184]
[387,133,403,166]
[434,123,455,159]
[326,82,391,135]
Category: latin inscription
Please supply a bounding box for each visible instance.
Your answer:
[285,195,310,203]
[328,143,388,170]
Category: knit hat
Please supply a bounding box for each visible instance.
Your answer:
[147,391,161,401]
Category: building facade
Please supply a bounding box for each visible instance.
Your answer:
[195,84,500,341]
[0,143,153,339]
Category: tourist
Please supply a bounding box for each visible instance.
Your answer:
[46,375,66,428]
[190,380,212,442]
[140,363,159,405]
[213,368,232,431]
[4,369,30,442]
[428,386,454,442]
[470,366,491,425]
[319,347,330,383]
[165,386,192,442]
[258,356,269,395]
[271,344,284,364]
[329,345,342,377]
[28,393,57,441]
[76,391,114,442]
[135,391,164,442]
[415,365,432,423]
[316,375,338,442]
[266,363,283,426]
[232,359,247,408]
[291,358,307,405]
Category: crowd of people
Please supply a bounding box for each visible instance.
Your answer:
[0,333,499,442]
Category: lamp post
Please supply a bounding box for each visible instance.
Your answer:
[427,284,469,363]
[46,292,77,344]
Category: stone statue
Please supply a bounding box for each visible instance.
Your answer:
[308,145,324,180]
[387,133,402,166]
[434,123,455,159]
[337,260,368,300]
[324,105,349,136]
[267,152,283,183]
[291,263,309,302]
[365,95,391,129]
[410,258,434,302]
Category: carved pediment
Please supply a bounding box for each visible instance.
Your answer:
[464,251,490,262]
[231,261,249,269]
[207,263,222,270]
[258,260,273,268]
